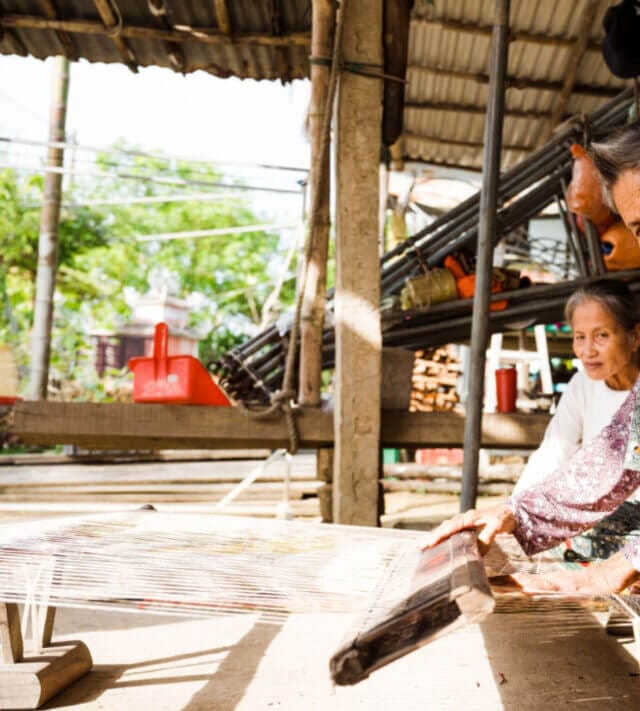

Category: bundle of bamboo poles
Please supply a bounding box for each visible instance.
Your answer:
[215,89,634,404]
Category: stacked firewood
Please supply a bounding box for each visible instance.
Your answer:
[410,346,461,412]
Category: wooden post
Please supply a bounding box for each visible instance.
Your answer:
[299,0,336,406]
[0,602,23,664]
[460,0,510,512]
[333,0,383,526]
[29,56,70,401]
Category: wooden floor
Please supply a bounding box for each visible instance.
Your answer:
[3,454,640,709]
[36,602,640,710]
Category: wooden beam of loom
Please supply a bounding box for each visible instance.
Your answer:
[92,0,139,72]
[11,401,549,450]
[0,601,92,710]
[0,14,310,48]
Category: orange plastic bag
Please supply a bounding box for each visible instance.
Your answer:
[600,221,640,271]
[566,144,613,230]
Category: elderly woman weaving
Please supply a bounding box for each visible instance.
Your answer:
[425,122,640,595]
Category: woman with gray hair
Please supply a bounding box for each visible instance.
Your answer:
[423,123,640,596]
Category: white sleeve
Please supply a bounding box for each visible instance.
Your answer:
[512,374,585,495]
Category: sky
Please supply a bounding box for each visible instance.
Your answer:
[0,55,311,166]
[0,54,312,221]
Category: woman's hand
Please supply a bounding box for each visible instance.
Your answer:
[510,552,639,596]
[422,503,517,554]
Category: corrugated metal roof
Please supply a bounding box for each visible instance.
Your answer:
[0,0,311,79]
[0,0,630,169]
[404,0,627,170]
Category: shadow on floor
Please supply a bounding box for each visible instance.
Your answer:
[42,613,282,710]
[42,644,236,708]
[479,599,640,710]
[183,615,283,711]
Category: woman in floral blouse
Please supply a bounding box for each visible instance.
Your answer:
[425,122,640,594]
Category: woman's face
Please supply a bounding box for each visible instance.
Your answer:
[571,299,638,385]
[612,168,640,239]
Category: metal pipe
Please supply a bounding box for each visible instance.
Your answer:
[583,218,606,275]
[460,0,510,512]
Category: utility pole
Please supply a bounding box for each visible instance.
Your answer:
[29,56,70,400]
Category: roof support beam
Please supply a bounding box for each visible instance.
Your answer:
[92,0,138,72]
[539,0,601,144]
[405,100,551,120]
[214,0,231,35]
[0,25,29,55]
[413,15,601,52]
[403,130,530,153]
[408,62,619,99]
[35,0,77,59]
[0,14,310,48]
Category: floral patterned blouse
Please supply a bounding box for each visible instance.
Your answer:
[507,378,640,570]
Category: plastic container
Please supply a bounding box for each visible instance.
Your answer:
[129,322,231,406]
[495,367,517,413]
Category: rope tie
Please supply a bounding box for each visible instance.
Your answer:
[240,388,299,455]
[309,56,407,84]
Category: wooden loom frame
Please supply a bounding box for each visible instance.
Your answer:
[0,603,92,710]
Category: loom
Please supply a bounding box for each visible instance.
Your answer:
[0,509,495,708]
[2,509,636,707]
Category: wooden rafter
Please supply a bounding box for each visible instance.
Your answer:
[403,130,530,153]
[0,25,29,55]
[269,0,290,83]
[414,16,601,52]
[404,100,551,120]
[401,155,482,171]
[539,0,601,144]
[0,14,310,47]
[214,0,231,35]
[92,0,138,73]
[35,0,77,59]
[408,62,619,99]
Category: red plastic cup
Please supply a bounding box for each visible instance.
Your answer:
[495,367,517,413]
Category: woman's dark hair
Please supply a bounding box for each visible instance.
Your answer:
[565,279,640,334]
[591,122,640,208]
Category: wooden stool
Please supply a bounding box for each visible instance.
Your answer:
[0,602,92,709]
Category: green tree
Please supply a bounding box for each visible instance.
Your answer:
[0,148,297,395]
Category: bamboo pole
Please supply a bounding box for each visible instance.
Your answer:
[29,56,70,401]
[460,0,510,512]
[333,0,383,526]
[298,0,335,406]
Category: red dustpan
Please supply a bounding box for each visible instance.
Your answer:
[129,322,231,406]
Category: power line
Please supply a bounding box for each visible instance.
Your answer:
[0,162,304,195]
[0,135,309,174]
[58,192,246,209]
[136,222,300,243]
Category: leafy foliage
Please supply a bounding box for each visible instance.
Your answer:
[0,149,297,396]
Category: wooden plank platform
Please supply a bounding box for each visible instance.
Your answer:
[11,402,550,450]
